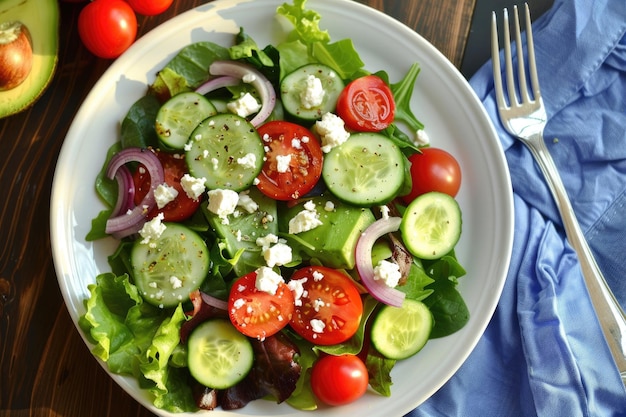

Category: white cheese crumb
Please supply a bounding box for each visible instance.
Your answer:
[154,183,178,209]
[138,213,166,247]
[288,201,323,234]
[300,74,325,109]
[180,174,206,201]
[207,189,239,223]
[324,201,335,212]
[237,153,257,169]
[263,242,293,267]
[254,266,284,295]
[288,277,308,307]
[227,92,261,118]
[237,190,259,213]
[315,112,350,153]
[275,154,292,173]
[256,233,279,249]
[169,276,182,289]
[312,270,324,281]
[415,129,430,146]
[310,318,326,333]
[373,259,402,288]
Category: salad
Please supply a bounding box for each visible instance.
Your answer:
[79,0,469,413]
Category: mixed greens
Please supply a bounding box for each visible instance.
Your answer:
[79,0,470,413]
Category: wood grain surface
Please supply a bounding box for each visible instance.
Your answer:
[0,0,474,415]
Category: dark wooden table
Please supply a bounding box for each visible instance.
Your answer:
[0,1,477,415]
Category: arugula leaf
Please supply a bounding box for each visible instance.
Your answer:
[390,62,425,134]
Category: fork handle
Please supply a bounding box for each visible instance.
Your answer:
[526,132,626,384]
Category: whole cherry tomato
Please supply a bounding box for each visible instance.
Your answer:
[402,147,462,204]
[310,354,369,406]
[127,0,173,16]
[78,0,138,59]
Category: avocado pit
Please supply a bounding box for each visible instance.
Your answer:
[0,21,33,91]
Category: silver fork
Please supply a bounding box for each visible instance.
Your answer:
[492,3,626,384]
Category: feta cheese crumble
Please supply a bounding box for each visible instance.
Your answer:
[227,92,261,118]
[275,154,292,173]
[315,112,350,153]
[373,259,402,288]
[254,266,284,295]
[300,74,325,109]
[237,190,259,213]
[237,153,257,169]
[263,242,293,267]
[207,189,239,223]
[154,183,178,209]
[415,129,430,146]
[180,174,206,200]
[310,318,326,333]
[288,200,323,234]
[138,213,166,247]
[287,277,308,306]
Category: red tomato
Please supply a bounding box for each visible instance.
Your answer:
[336,75,395,132]
[310,354,369,406]
[289,266,363,345]
[255,121,323,201]
[402,147,462,204]
[78,0,137,59]
[133,150,201,222]
[228,270,295,340]
[127,0,173,16]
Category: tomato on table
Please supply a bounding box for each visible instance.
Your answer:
[127,0,173,15]
[289,266,363,345]
[78,0,137,59]
[402,147,462,204]
[336,75,395,132]
[228,270,295,340]
[133,149,201,222]
[255,121,323,200]
[310,354,369,406]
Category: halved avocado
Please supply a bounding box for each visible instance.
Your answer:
[0,0,59,118]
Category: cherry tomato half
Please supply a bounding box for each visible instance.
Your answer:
[311,354,369,406]
[256,121,323,200]
[133,149,201,222]
[228,270,295,340]
[336,75,395,132]
[289,266,363,345]
[127,0,173,16]
[402,147,462,204]
[78,0,137,59]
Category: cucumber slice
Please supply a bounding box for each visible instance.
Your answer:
[131,222,209,308]
[185,113,264,191]
[322,132,405,206]
[371,299,433,360]
[280,64,344,121]
[400,191,462,260]
[187,319,254,389]
[155,92,217,150]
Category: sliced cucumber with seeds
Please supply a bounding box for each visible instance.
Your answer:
[185,113,264,191]
[401,191,462,259]
[187,319,254,389]
[371,298,433,360]
[155,91,217,150]
[281,63,344,121]
[322,132,405,206]
[131,222,209,308]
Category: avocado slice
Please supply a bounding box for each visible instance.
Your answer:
[279,195,376,270]
[0,0,59,118]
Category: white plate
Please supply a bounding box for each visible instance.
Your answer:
[50,0,514,415]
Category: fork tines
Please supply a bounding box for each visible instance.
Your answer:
[491,3,541,111]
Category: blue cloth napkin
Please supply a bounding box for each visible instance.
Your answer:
[408,0,626,415]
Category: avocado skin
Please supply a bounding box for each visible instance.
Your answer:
[0,0,59,118]
[279,195,375,270]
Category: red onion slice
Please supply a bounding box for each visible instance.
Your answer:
[105,148,164,238]
[110,165,135,218]
[200,291,228,311]
[195,75,240,95]
[355,217,406,307]
[209,60,276,126]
